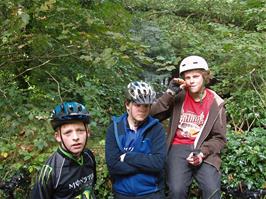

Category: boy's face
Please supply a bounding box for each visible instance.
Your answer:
[126,102,150,123]
[55,121,89,157]
[183,70,205,95]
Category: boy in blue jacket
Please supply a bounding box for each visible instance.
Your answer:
[105,81,167,199]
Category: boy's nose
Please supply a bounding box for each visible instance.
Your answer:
[73,132,79,140]
[189,79,195,85]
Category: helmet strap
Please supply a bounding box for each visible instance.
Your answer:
[199,78,207,104]
[200,90,204,104]
[199,85,206,104]
[59,128,72,155]
[83,123,88,151]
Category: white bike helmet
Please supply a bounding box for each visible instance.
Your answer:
[179,55,209,75]
[126,81,156,104]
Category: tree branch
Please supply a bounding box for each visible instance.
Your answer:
[249,68,265,107]
[45,71,63,103]
[13,60,51,79]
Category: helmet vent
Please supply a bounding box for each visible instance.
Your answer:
[68,105,74,113]
[77,105,82,112]
[179,55,208,75]
[60,104,64,113]
[126,81,156,104]
[50,102,91,130]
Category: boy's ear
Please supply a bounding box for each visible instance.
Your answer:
[54,132,61,142]
[125,101,130,112]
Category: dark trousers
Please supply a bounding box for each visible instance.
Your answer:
[167,144,221,199]
[113,190,165,199]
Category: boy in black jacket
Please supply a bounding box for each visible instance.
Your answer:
[31,102,96,199]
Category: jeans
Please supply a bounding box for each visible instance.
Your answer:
[167,144,221,199]
[113,190,165,199]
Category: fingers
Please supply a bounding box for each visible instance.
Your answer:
[186,152,203,166]
[192,156,201,166]
[186,152,194,164]
[172,78,186,86]
[187,152,194,159]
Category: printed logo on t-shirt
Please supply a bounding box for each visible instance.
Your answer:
[177,111,205,139]
[69,173,94,190]
[172,89,214,145]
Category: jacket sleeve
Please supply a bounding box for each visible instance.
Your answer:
[200,106,227,157]
[150,92,175,121]
[123,124,167,173]
[30,165,54,199]
[86,149,97,186]
[105,124,139,175]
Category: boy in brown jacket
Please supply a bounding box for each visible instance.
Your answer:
[151,55,227,199]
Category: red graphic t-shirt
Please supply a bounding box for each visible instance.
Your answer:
[172,89,214,145]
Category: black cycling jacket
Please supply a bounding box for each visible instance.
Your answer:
[31,147,96,199]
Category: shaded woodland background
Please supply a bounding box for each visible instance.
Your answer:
[0,0,265,198]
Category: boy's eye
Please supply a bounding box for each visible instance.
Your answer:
[63,131,72,135]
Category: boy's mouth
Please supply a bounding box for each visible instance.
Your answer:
[72,143,82,148]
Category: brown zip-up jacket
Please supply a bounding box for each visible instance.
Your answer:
[150,89,227,171]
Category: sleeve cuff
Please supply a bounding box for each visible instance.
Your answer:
[200,147,210,158]
[166,89,175,96]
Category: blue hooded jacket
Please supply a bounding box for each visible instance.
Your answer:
[105,113,166,196]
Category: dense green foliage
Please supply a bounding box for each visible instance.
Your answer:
[0,0,265,198]
[222,128,266,189]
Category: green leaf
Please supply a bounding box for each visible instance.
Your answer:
[20,13,30,27]
[157,65,176,72]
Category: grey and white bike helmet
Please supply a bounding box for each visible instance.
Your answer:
[126,81,156,104]
[179,55,209,75]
